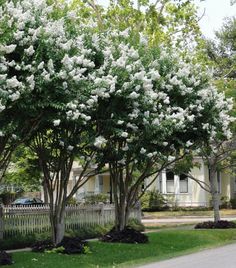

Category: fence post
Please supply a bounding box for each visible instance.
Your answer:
[0,205,4,239]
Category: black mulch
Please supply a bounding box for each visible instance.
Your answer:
[31,237,87,254]
[195,220,236,229]
[99,226,149,244]
[57,237,87,254]
[0,251,14,266]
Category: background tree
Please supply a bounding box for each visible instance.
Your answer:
[179,15,236,223]
[74,0,202,50]
[3,146,41,193]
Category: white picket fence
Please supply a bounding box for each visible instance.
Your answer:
[0,204,141,239]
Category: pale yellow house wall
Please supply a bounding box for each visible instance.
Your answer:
[63,160,233,206]
[103,175,110,194]
[85,176,95,192]
[221,172,231,199]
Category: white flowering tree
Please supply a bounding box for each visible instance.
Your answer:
[67,29,234,232]
[0,0,108,244]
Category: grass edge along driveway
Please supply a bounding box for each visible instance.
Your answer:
[11,229,236,268]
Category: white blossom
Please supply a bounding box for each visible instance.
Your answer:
[67,145,74,151]
[10,91,20,101]
[24,45,35,56]
[140,148,146,154]
[0,44,17,54]
[186,140,193,147]
[94,136,107,148]
[59,140,64,147]
[6,76,21,88]
[53,119,61,126]
[117,120,124,125]
[121,132,128,138]
[129,92,139,99]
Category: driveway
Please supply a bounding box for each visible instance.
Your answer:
[138,243,236,268]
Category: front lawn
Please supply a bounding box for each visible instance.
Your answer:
[11,229,236,268]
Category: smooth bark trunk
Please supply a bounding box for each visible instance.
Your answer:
[43,180,49,204]
[209,165,220,222]
[50,204,66,245]
[112,172,132,231]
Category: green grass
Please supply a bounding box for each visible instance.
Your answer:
[11,229,236,268]
[143,209,236,218]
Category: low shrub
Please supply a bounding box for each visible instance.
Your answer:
[230,197,236,209]
[66,197,78,205]
[195,220,236,229]
[128,218,145,232]
[1,221,144,250]
[141,190,168,212]
[65,224,112,240]
[220,196,231,209]
[171,206,211,212]
[0,234,36,251]
[84,194,109,205]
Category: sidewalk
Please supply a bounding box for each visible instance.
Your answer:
[138,243,236,268]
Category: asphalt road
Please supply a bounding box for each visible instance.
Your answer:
[138,243,236,268]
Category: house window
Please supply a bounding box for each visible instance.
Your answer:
[98,175,103,193]
[166,170,174,193]
[180,174,188,193]
[159,177,163,193]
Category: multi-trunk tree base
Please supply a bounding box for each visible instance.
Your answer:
[32,236,88,254]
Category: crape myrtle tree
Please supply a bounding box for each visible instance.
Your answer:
[0,6,40,182]
[67,29,234,231]
[192,16,236,222]
[0,0,107,244]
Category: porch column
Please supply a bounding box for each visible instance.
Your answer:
[162,171,167,194]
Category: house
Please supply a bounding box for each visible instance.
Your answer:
[143,157,235,207]
[40,158,235,208]
[67,162,111,202]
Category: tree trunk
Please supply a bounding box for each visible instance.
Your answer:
[43,180,49,204]
[50,203,66,245]
[112,169,130,231]
[209,165,220,222]
[114,200,130,231]
[212,191,220,222]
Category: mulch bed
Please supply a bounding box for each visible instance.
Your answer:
[32,237,87,254]
[0,251,14,266]
[195,220,236,229]
[100,226,149,244]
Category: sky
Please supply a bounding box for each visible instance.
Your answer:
[195,0,236,39]
[99,0,236,39]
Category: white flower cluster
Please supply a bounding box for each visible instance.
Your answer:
[64,27,234,161]
[0,0,101,136]
[0,0,234,162]
[94,136,107,148]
